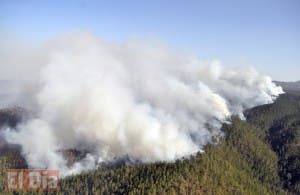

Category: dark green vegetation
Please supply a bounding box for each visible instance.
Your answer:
[0,118,286,194]
[246,93,300,193]
[57,119,284,194]
[0,82,299,194]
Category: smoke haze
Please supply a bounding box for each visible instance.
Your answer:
[1,32,283,176]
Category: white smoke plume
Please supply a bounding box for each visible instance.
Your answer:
[1,32,283,176]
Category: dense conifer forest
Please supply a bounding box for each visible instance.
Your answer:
[0,83,299,194]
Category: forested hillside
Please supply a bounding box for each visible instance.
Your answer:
[56,118,285,194]
[245,93,300,193]
[0,118,287,194]
[0,83,300,194]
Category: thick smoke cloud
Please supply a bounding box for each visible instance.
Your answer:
[2,32,283,176]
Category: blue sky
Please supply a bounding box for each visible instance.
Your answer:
[0,0,299,81]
